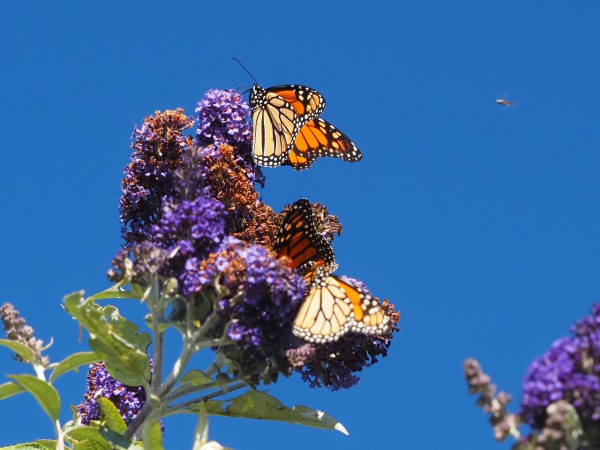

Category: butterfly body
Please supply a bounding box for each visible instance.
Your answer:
[250,84,362,170]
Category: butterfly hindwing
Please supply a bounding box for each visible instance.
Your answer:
[287,118,362,171]
[293,267,390,343]
[274,199,336,274]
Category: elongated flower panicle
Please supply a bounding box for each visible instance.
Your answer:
[0,302,49,366]
[196,89,252,149]
[76,362,147,426]
[466,305,600,449]
[120,109,195,244]
[463,359,521,442]
[521,304,600,431]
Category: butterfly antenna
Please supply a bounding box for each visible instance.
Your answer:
[232,58,259,85]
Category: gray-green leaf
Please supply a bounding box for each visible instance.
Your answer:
[98,428,136,449]
[97,398,127,434]
[90,282,145,301]
[190,390,348,434]
[8,375,60,423]
[0,339,37,363]
[49,351,100,383]
[64,293,150,386]
[0,381,25,400]
[180,370,213,387]
[0,442,56,450]
[32,440,57,450]
[65,425,111,450]
[142,420,164,450]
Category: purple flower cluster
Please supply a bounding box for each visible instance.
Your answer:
[120,109,195,244]
[192,237,307,385]
[76,362,147,425]
[151,195,226,293]
[196,89,252,150]
[520,304,600,430]
[195,89,264,189]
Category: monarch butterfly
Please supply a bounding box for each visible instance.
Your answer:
[274,199,337,275]
[249,84,362,170]
[250,84,324,167]
[293,266,391,343]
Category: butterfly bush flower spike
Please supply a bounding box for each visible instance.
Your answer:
[196,89,252,149]
[120,109,195,244]
[465,304,600,449]
[0,302,49,366]
[520,303,600,445]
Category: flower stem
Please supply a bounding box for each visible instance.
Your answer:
[149,276,164,390]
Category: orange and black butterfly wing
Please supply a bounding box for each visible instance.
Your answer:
[293,268,390,343]
[274,199,336,274]
[250,84,300,167]
[264,85,325,124]
[287,118,362,171]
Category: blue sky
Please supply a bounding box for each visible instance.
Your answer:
[1,1,599,448]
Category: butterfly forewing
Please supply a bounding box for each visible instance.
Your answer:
[265,85,326,122]
[251,88,299,167]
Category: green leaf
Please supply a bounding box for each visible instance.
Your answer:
[0,442,56,450]
[64,294,151,386]
[98,428,135,449]
[97,398,127,434]
[180,370,213,387]
[190,390,348,434]
[63,290,86,310]
[49,351,100,383]
[0,339,36,363]
[142,420,164,450]
[0,381,25,400]
[32,441,57,450]
[65,425,111,450]
[8,375,60,423]
[90,282,144,301]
